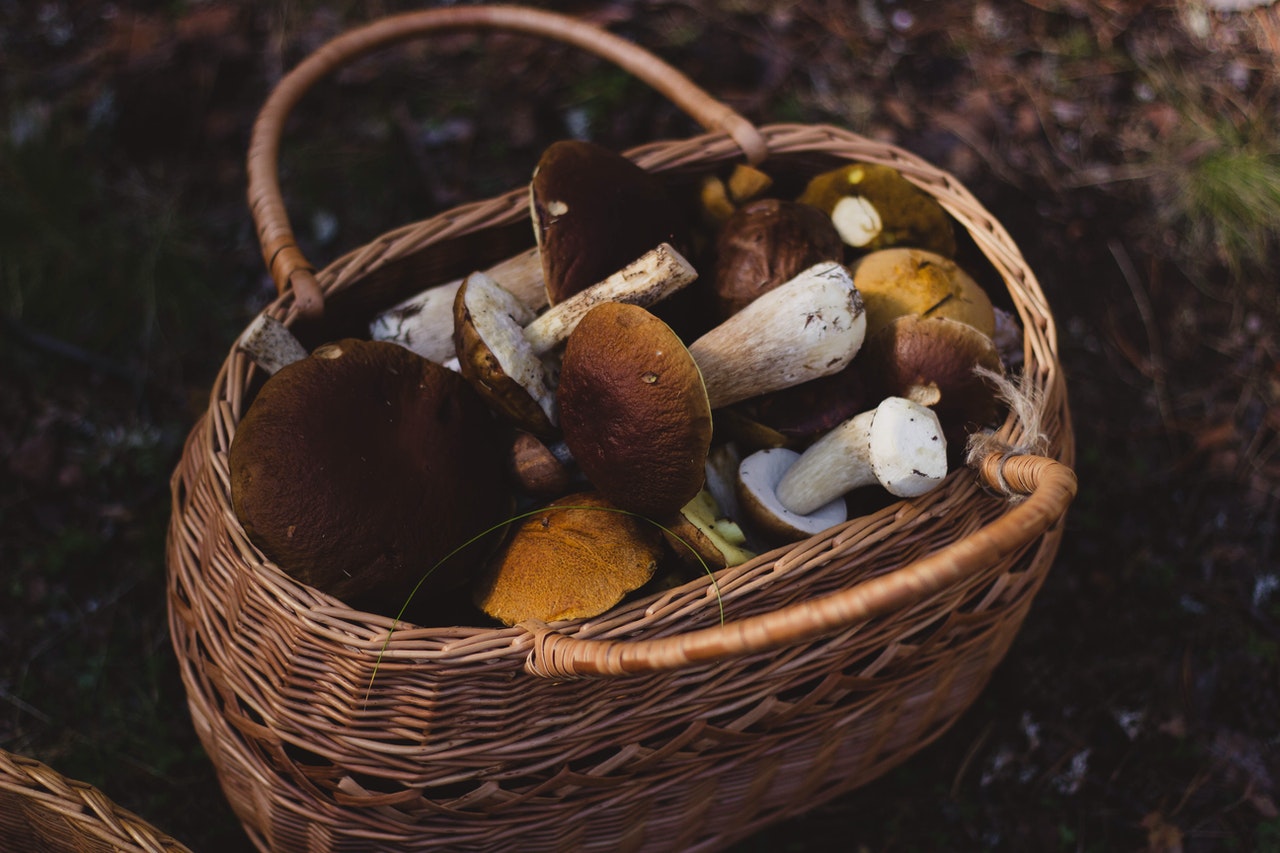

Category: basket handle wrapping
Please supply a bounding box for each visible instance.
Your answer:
[247,4,768,318]
[522,451,1076,679]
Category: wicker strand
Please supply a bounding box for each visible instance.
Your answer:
[965,366,1052,503]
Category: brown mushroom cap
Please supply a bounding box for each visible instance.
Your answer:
[861,314,1005,451]
[557,302,713,519]
[797,162,957,257]
[530,140,687,306]
[712,198,845,319]
[473,491,663,625]
[229,338,511,608]
[851,247,996,340]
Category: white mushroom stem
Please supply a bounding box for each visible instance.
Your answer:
[370,246,545,363]
[237,314,308,375]
[775,396,948,515]
[688,262,866,409]
[521,243,696,354]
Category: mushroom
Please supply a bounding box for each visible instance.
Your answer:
[860,314,1005,454]
[851,247,996,341]
[228,335,512,609]
[556,302,714,519]
[688,260,866,410]
[369,247,544,365]
[723,360,871,451]
[663,487,755,570]
[472,491,664,625]
[711,198,845,319]
[774,396,949,515]
[736,447,848,542]
[509,430,574,497]
[698,162,775,227]
[530,139,690,306]
[453,242,698,435]
[557,263,866,517]
[797,162,957,257]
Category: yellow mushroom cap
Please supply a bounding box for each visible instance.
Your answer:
[473,492,663,625]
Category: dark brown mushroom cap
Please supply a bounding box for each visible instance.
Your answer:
[472,491,663,625]
[229,338,511,608]
[712,198,845,319]
[861,314,1005,450]
[557,303,713,519]
[530,140,688,306]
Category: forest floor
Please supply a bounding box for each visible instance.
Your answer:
[3,1,1279,850]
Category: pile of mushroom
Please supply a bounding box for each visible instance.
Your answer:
[226,141,1021,627]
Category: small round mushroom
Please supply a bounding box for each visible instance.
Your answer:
[531,139,689,306]
[698,162,776,227]
[736,447,849,542]
[861,314,1005,453]
[228,337,512,609]
[472,492,664,625]
[797,162,957,257]
[851,247,996,341]
[711,198,845,319]
[774,396,949,516]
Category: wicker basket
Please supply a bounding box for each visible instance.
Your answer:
[166,6,1077,852]
[0,748,190,853]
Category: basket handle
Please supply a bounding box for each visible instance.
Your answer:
[248,4,768,319]
[522,451,1077,679]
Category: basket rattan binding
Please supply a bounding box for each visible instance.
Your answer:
[0,749,191,853]
[167,6,1077,852]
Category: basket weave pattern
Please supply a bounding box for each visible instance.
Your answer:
[0,749,190,853]
[166,8,1076,852]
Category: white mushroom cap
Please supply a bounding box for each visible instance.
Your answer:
[775,396,948,515]
[737,447,849,541]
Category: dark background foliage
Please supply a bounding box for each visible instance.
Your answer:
[2,1,1278,849]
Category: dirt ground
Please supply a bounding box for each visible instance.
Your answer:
[2,1,1279,850]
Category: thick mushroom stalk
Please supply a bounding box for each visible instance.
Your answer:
[369,247,545,364]
[775,396,949,515]
[688,261,866,409]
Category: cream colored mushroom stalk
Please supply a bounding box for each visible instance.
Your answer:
[777,396,949,515]
[688,260,867,409]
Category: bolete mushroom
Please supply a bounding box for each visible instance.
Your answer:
[453,243,697,436]
[860,314,1005,454]
[797,162,957,257]
[736,447,849,542]
[228,336,512,609]
[531,139,689,306]
[712,198,845,319]
[472,491,663,625]
[557,264,866,517]
[851,247,996,341]
[698,162,775,226]
[663,487,755,570]
[774,396,949,515]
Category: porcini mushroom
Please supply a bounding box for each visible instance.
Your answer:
[861,314,1005,453]
[557,264,866,517]
[736,447,849,542]
[472,492,663,625]
[851,247,996,340]
[228,336,511,609]
[531,139,689,305]
[797,162,957,257]
[711,198,845,319]
[774,396,949,515]
[453,243,697,435]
